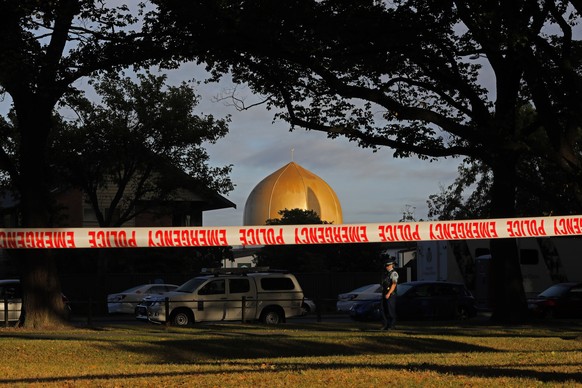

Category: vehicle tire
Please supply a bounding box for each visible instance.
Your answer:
[260,308,284,324]
[301,303,311,315]
[171,309,193,326]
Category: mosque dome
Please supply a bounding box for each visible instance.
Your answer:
[243,162,343,225]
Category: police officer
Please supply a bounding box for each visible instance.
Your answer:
[381,258,398,330]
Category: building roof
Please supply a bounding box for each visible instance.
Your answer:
[243,161,343,225]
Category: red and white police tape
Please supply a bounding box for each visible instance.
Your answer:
[0,215,581,249]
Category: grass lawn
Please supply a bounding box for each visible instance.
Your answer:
[1,316,581,387]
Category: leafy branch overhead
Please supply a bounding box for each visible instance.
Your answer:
[2,0,582,328]
[152,0,582,323]
[53,71,233,227]
[154,1,582,199]
[0,1,235,328]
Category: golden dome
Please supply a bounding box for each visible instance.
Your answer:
[243,162,343,225]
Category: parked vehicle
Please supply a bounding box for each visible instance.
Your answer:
[135,294,164,321]
[138,286,314,321]
[336,283,382,313]
[145,268,305,326]
[1,279,71,324]
[0,279,21,324]
[527,282,582,319]
[107,283,179,314]
[348,281,477,321]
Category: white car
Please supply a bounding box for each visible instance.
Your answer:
[1,279,71,324]
[336,283,382,313]
[107,283,179,314]
[0,279,22,323]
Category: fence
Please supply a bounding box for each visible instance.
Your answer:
[2,269,410,326]
[59,270,399,315]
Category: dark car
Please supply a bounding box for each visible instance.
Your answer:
[527,282,582,319]
[349,281,477,321]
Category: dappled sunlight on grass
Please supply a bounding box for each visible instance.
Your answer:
[1,319,581,386]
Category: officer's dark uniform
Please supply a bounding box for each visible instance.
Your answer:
[381,259,398,330]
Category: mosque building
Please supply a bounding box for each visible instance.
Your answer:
[243,161,343,225]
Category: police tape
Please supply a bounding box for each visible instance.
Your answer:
[0,215,580,249]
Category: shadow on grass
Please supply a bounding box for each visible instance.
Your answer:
[1,319,581,386]
[1,356,581,386]
[144,333,494,360]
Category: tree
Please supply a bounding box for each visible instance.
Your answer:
[427,106,580,220]
[50,71,233,289]
[265,208,329,226]
[2,1,580,327]
[427,158,493,221]
[427,155,579,221]
[152,0,582,322]
[53,71,233,227]
[0,1,193,328]
[255,209,385,272]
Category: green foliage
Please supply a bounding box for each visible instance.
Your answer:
[0,2,230,327]
[154,0,582,215]
[428,156,582,221]
[50,71,233,226]
[256,209,385,272]
[3,0,582,327]
[428,104,582,220]
[152,1,582,322]
[427,158,493,220]
[265,208,329,225]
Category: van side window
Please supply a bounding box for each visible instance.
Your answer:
[229,279,250,294]
[260,277,295,291]
[198,279,225,295]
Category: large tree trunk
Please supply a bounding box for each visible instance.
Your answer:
[17,103,68,328]
[488,157,528,323]
[20,250,68,328]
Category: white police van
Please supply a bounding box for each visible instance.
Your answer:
[145,268,305,326]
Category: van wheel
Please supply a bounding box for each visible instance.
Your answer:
[171,310,193,326]
[260,309,284,324]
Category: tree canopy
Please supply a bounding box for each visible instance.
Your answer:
[0,1,217,327]
[2,0,582,327]
[152,0,582,322]
[51,71,233,227]
[255,209,386,273]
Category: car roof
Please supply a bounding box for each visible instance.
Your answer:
[546,282,582,288]
[401,280,466,286]
[195,272,292,279]
[0,279,20,285]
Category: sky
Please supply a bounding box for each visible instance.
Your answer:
[0,62,462,228]
[164,64,463,227]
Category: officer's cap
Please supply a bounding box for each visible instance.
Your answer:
[384,259,397,267]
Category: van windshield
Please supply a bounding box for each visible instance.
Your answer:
[175,278,207,293]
